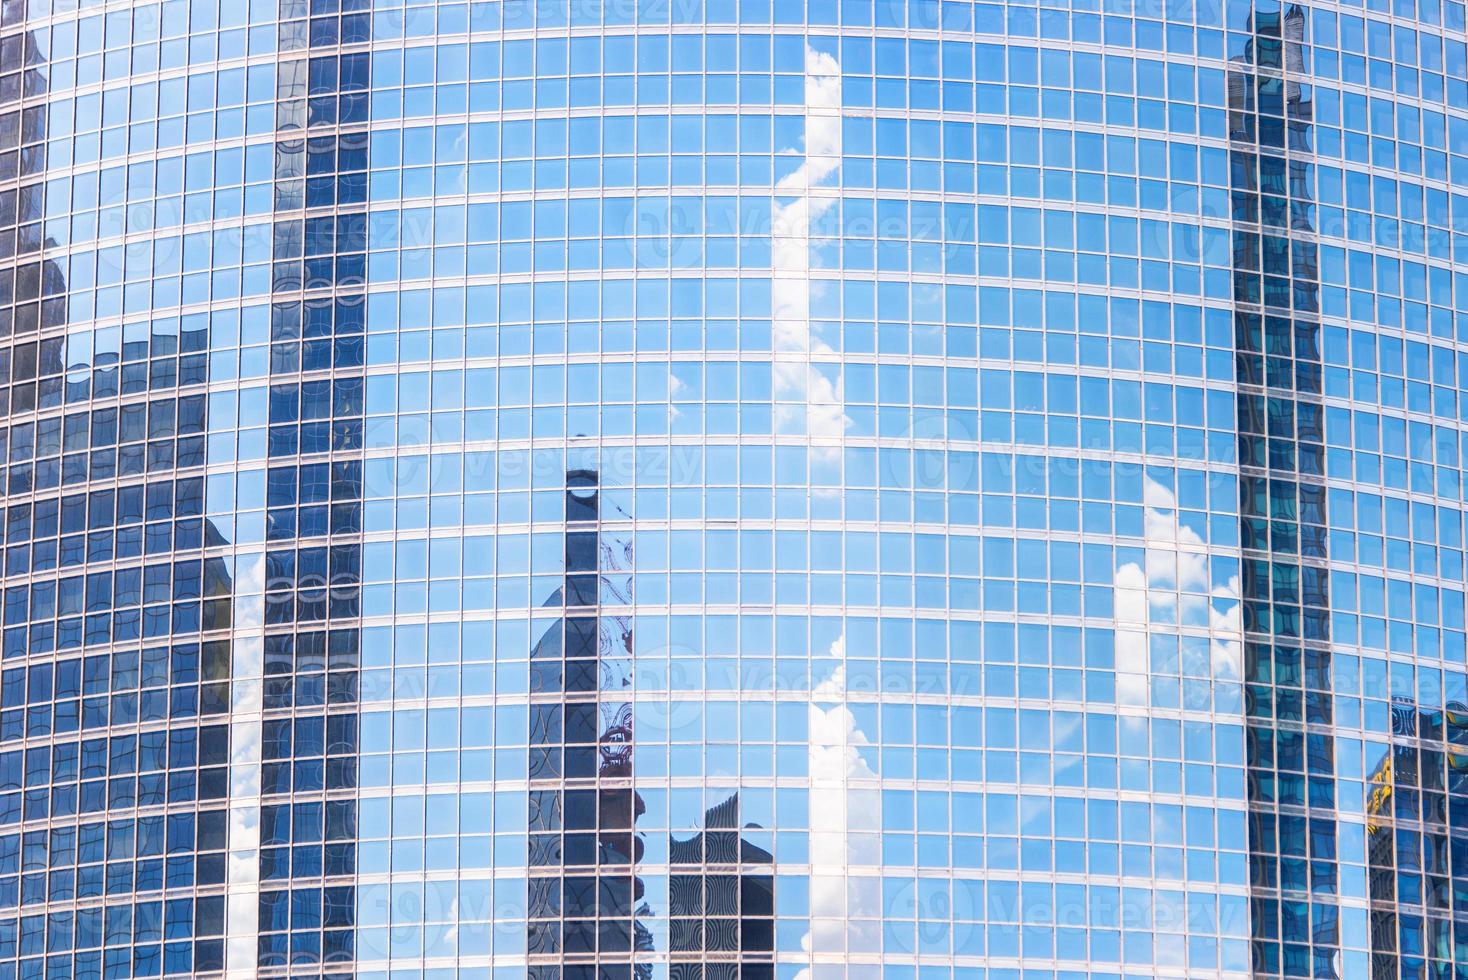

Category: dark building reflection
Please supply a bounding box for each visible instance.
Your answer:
[1,3,69,348]
[254,0,372,969]
[528,470,773,979]
[528,469,652,979]
[0,6,242,971]
[1230,6,1337,980]
[668,793,774,979]
[1364,698,1467,978]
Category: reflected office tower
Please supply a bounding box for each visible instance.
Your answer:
[666,793,774,978]
[3,10,68,350]
[11,0,1468,977]
[252,0,371,969]
[527,468,651,977]
[1228,7,1336,979]
[2,1,240,976]
[1365,699,1468,976]
[526,471,773,977]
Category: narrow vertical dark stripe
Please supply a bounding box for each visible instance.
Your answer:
[1232,6,1336,979]
[254,0,370,970]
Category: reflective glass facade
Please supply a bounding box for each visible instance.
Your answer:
[3,0,1468,977]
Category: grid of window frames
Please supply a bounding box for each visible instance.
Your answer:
[4,0,1468,977]
[1227,9,1340,978]
[2,1,234,978]
[252,0,369,972]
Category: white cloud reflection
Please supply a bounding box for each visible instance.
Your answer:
[1113,477,1243,707]
[771,46,847,443]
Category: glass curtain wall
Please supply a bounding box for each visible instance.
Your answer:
[1,0,1467,978]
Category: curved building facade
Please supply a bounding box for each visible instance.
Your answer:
[2,0,1468,978]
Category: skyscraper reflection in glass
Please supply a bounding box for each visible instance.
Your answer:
[2,0,1468,976]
